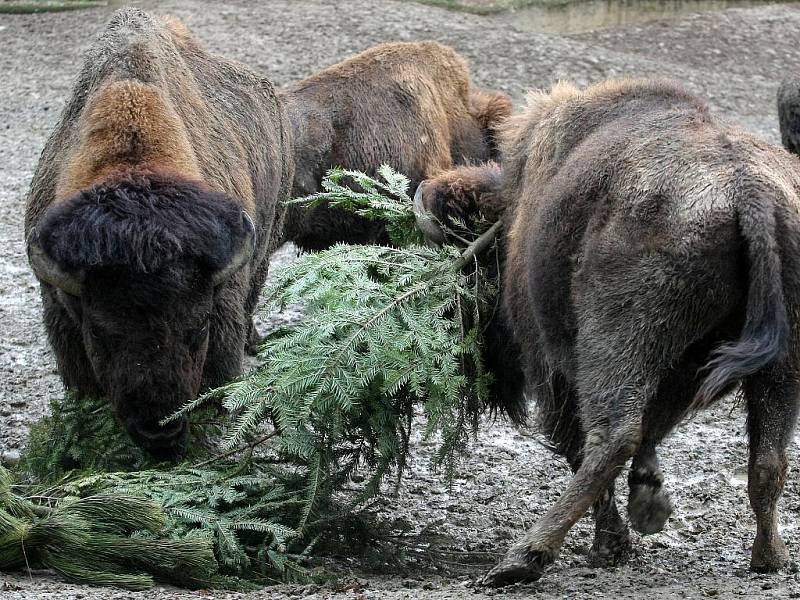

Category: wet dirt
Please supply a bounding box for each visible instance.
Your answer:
[2,1,800,598]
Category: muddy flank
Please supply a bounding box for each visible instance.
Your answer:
[2,1,800,598]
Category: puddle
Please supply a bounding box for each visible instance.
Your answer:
[729,464,748,486]
[502,1,797,34]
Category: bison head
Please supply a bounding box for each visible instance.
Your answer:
[413,162,504,245]
[28,170,255,460]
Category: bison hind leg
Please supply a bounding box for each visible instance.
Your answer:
[744,367,798,572]
[627,443,674,535]
[626,349,722,535]
[482,316,671,586]
[627,354,717,535]
[482,419,642,587]
[482,394,645,585]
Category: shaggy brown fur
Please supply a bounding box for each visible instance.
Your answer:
[55,81,203,200]
[279,41,512,250]
[418,79,800,585]
[24,8,294,459]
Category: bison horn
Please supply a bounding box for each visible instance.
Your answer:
[27,239,83,297]
[413,182,445,245]
[211,210,256,286]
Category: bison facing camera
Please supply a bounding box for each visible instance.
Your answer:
[26,169,258,460]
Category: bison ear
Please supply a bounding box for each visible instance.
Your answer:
[27,233,84,297]
[210,211,257,286]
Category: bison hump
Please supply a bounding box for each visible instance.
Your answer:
[56,80,201,200]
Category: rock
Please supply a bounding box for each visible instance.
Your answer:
[1,450,20,467]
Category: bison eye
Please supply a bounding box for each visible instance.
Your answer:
[186,320,210,352]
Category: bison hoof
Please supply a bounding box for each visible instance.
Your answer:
[589,530,631,567]
[751,536,789,572]
[481,545,555,587]
[628,483,673,535]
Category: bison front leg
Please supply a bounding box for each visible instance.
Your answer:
[243,252,270,356]
[590,483,631,566]
[246,320,264,356]
[744,370,799,572]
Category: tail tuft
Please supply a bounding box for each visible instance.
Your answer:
[693,318,788,408]
[693,190,789,409]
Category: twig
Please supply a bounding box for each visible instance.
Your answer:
[192,430,278,468]
[451,220,503,272]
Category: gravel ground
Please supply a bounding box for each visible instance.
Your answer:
[2,1,800,598]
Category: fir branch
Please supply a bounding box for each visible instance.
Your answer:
[286,165,423,246]
[10,166,504,591]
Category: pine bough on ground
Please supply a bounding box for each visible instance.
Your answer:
[2,166,502,589]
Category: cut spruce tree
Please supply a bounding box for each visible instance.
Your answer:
[6,165,505,589]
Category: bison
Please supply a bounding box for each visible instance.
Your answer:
[279,41,512,251]
[415,79,800,585]
[24,8,294,460]
[778,75,800,155]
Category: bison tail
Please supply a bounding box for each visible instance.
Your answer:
[693,192,790,409]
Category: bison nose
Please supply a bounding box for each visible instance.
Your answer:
[127,416,189,462]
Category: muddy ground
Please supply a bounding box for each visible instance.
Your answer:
[2,0,800,598]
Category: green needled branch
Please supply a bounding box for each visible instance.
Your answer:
[12,166,503,590]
